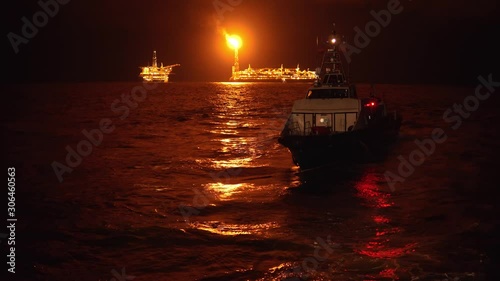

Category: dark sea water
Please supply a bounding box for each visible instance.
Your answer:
[2,82,500,281]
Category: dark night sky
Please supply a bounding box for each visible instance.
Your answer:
[2,0,499,84]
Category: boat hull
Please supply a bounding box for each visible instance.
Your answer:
[278,118,401,169]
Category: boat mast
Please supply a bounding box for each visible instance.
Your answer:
[317,23,348,86]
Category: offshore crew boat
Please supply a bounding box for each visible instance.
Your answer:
[278,32,402,169]
[139,51,180,82]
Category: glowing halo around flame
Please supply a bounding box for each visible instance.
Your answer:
[226,34,242,50]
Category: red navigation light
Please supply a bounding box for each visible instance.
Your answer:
[365,102,376,107]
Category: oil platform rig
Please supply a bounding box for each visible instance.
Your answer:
[139,51,180,82]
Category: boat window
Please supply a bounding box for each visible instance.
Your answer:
[307,89,349,99]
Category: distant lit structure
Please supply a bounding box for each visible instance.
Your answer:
[231,63,318,82]
[226,34,317,82]
[226,34,242,76]
[139,51,180,82]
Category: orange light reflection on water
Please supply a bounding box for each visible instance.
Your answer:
[204,182,254,200]
[211,156,254,169]
[210,129,238,135]
[216,82,253,86]
[205,86,261,170]
[225,120,239,126]
[190,83,281,237]
[191,221,278,236]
